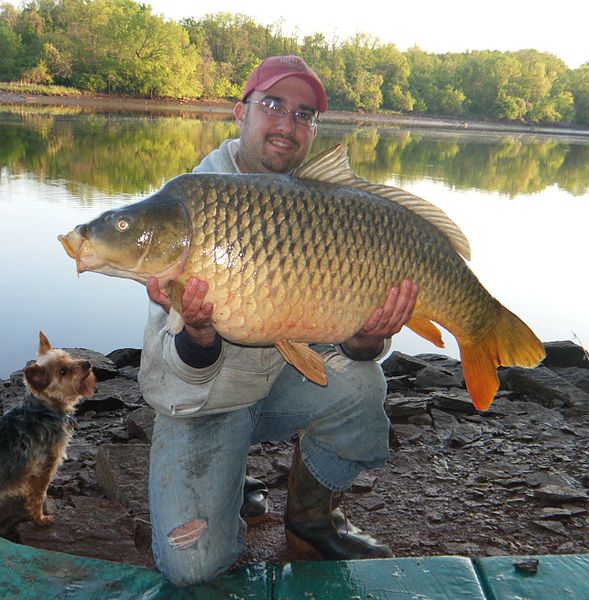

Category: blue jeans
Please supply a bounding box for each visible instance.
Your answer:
[148,348,389,586]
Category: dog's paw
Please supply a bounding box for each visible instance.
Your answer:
[34,514,55,527]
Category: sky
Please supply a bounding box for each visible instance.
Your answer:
[144,0,588,69]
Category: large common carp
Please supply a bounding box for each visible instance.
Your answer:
[58,144,544,411]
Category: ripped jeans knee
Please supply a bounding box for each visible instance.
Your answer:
[167,518,208,550]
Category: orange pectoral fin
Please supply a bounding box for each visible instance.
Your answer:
[276,341,327,386]
[165,280,186,334]
[167,280,185,314]
[406,316,445,348]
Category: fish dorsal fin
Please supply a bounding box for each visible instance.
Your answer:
[292,143,358,185]
[293,144,471,261]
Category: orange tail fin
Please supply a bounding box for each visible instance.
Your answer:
[459,306,545,411]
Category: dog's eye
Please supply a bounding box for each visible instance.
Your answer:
[117,219,129,232]
[59,367,67,376]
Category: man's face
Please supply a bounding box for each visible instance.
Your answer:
[234,77,318,174]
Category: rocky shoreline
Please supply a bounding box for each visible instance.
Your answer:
[0,340,587,570]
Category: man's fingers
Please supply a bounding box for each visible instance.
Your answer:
[399,280,419,324]
[181,278,214,327]
[147,276,171,311]
[359,280,419,337]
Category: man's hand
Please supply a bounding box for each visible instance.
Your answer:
[341,279,419,360]
[147,276,217,347]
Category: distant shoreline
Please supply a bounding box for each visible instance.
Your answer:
[2,90,589,140]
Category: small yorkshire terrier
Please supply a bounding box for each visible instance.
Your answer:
[0,332,95,526]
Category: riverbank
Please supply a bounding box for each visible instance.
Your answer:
[1,341,588,569]
[2,90,589,139]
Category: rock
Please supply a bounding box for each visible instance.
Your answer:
[390,423,433,446]
[407,413,433,426]
[385,395,429,418]
[532,520,568,536]
[0,392,25,415]
[381,352,430,376]
[416,354,463,371]
[429,408,458,439]
[106,347,142,369]
[446,422,483,448]
[415,365,462,390]
[79,378,144,414]
[548,367,589,393]
[65,348,119,381]
[533,484,589,504]
[514,558,539,573]
[500,365,589,411]
[95,443,150,516]
[119,365,140,381]
[431,389,476,414]
[539,506,587,519]
[354,493,386,511]
[386,375,414,392]
[0,497,28,536]
[127,406,155,442]
[542,340,589,369]
[17,496,150,566]
[352,473,377,493]
[9,370,26,387]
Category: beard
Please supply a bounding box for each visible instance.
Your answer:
[238,113,308,174]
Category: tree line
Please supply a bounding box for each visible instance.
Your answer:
[1,0,589,126]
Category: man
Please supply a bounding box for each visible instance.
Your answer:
[139,56,419,587]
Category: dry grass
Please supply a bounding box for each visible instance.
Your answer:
[0,82,84,97]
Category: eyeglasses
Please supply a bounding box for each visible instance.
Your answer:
[245,97,319,127]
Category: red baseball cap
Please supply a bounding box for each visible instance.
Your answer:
[241,55,327,113]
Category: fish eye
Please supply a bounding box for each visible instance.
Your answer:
[117,219,130,232]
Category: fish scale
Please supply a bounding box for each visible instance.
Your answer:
[171,174,471,345]
[58,144,544,410]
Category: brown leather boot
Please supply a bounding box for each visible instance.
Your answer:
[284,442,393,560]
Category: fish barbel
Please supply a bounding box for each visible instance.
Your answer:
[58,144,545,410]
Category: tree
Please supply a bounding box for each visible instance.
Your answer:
[372,43,413,111]
[406,46,442,113]
[570,64,589,125]
[43,41,72,82]
[47,0,201,97]
[0,17,21,80]
[14,2,47,70]
[183,13,266,97]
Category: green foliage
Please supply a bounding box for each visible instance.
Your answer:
[0,1,587,126]
[570,64,589,125]
[21,59,53,84]
[0,17,21,79]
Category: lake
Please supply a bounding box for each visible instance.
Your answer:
[1,107,588,379]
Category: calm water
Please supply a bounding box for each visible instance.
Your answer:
[1,107,588,378]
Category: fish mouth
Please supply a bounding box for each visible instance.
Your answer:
[58,234,76,259]
[58,231,100,274]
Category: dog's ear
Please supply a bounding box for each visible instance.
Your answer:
[24,364,51,393]
[38,331,52,355]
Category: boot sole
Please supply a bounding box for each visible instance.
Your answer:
[285,527,325,560]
